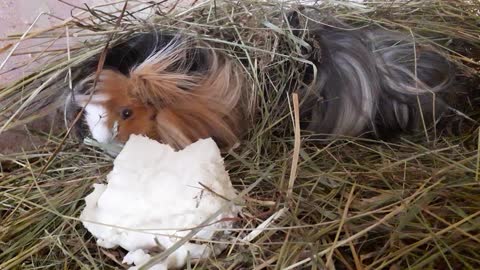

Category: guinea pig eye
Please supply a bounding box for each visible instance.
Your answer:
[121,108,133,120]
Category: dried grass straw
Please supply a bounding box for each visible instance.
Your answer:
[1,0,480,269]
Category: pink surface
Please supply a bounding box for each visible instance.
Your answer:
[0,0,103,153]
[0,0,193,84]
[0,0,104,83]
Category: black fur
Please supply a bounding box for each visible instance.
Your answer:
[79,31,210,78]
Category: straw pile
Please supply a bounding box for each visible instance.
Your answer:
[1,0,480,269]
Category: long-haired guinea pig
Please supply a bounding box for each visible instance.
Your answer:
[70,15,460,150]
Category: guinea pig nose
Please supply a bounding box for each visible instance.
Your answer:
[121,108,133,120]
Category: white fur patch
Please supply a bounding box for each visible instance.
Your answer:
[84,104,113,143]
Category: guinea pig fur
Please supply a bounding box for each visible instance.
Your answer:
[71,17,460,150]
[73,35,247,150]
[298,27,455,140]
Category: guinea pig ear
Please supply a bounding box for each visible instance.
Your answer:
[74,94,110,107]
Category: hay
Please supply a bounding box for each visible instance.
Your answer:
[1,0,480,269]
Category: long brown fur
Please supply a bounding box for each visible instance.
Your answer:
[77,37,247,150]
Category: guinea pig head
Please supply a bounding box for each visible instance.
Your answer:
[75,70,158,144]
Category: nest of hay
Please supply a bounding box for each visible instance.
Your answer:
[1,0,480,269]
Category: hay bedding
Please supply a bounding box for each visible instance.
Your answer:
[1,0,480,269]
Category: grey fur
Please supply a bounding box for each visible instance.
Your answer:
[300,27,455,139]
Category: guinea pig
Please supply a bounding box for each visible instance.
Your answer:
[71,17,461,149]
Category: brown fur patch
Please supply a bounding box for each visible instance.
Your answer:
[80,39,249,149]
[90,70,158,143]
